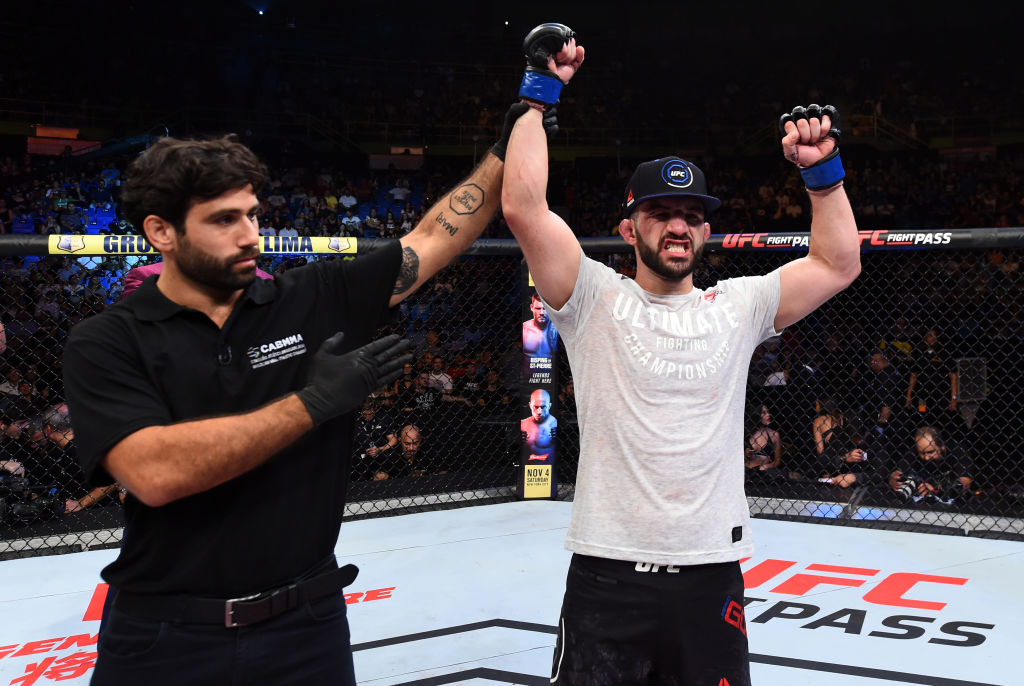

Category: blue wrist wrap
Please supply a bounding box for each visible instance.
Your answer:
[519,68,562,105]
[800,150,844,190]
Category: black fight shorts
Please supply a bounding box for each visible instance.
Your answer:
[551,554,751,686]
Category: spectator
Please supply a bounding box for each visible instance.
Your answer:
[58,202,87,232]
[383,210,398,237]
[375,424,427,480]
[905,327,960,431]
[1,378,48,425]
[421,329,444,360]
[258,219,277,237]
[11,211,34,234]
[453,359,484,400]
[889,426,974,504]
[763,356,790,386]
[36,403,123,513]
[42,215,61,234]
[323,187,339,213]
[425,355,453,393]
[20,403,88,501]
[288,185,308,211]
[89,179,114,210]
[861,348,903,436]
[400,372,443,430]
[816,412,878,489]
[323,213,342,236]
[266,188,288,212]
[352,399,398,481]
[475,369,511,417]
[387,176,412,203]
[386,361,418,409]
[363,207,383,235]
[341,208,362,235]
[878,316,915,364]
[399,211,415,234]
[744,402,782,475]
[338,186,358,210]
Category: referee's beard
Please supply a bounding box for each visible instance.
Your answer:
[177,234,259,293]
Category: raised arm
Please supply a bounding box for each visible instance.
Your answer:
[503,110,580,310]
[391,153,503,307]
[501,24,585,310]
[775,105,861,330]
[388,99,561,307]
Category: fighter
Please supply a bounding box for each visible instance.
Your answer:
[501,23,860,685]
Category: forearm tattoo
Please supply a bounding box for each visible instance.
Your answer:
[435,212,460,237]
[393,246,420,295]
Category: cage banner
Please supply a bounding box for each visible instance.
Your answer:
[517,263,560,500]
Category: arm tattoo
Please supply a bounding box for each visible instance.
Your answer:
[393,246,420,295]
[449,183,484,216]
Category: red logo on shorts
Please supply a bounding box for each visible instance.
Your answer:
[718,679,731,686]
[721,597,747,637]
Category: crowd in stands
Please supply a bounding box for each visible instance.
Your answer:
[3,140,1023,249]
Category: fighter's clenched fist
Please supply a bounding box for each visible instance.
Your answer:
[780,104,844,190]
[519,23,584,107]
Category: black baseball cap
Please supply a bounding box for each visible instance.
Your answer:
[622,157,721,218]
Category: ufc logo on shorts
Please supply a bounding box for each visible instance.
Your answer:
[634,562,681,573]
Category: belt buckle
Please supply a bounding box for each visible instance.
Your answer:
[224,592,262,628]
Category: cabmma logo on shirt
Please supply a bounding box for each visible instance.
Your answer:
[246,333,307,369]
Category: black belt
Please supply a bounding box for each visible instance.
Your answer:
[114,563,359,628]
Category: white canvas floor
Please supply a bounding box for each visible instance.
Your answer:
[0,500,1020,685]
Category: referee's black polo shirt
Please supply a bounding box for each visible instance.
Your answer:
[63,241,401,597]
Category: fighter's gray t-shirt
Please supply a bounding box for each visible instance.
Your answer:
[543,250,781,566]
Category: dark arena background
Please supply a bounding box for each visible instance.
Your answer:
[0,2,1022,685]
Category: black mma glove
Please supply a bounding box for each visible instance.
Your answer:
[490,103,560,161]
[296,332,412,426]
[519,22,576,107]
[779,104,844,191]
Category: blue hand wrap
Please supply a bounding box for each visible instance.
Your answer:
[800,149,844,190]
[519,68,562,106]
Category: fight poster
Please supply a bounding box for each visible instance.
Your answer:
[517,262,559,499]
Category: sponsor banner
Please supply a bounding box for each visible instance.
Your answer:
[47,235,357,256]
[713,230,967,251]
[739,556,995,649]
[48,234,159,256]
[518,263,559,499]
[523,465,553,499]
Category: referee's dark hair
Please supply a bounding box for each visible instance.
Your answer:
[120,134,269,233]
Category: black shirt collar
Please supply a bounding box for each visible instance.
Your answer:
[127,274,276,322]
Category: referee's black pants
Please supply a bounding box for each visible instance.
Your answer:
[92,588,355,685]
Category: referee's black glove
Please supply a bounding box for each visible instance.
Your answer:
[296,332,412,426]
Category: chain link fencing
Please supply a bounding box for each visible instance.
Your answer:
[1,230,1022,559]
